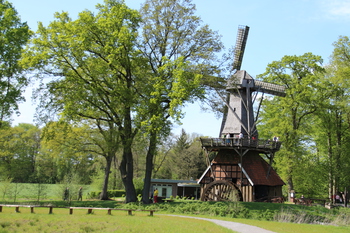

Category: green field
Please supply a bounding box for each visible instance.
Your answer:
[0,207,234,233]
[1,183,350,233]
[0,205,350,233]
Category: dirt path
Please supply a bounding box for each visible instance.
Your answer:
[166,215,276,233]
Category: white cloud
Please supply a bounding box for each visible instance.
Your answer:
[321,0,350,19]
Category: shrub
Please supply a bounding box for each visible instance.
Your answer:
[107,190,126,198]
[90,190,126,199]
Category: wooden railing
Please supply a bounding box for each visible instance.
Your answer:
[200,138,282,151]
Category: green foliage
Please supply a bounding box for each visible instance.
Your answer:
[258,53,326,195]
[138,0,223,204]
[0,1,32,126]
[0,124,41,183]
[157,130,206,180]
[0,177,13,201]
[90,190,126,199]
[31,183,48,203]
[123,200,250,218]
[39,122,97,184]
[21,0,146,202]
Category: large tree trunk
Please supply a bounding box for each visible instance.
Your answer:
[327,131,334,203]
[287,169,294,200]
[100,155,113,200]
[120,109,136,203]
[120,147,136,203]
[142,132,157,204]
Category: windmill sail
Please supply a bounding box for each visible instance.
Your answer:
[254,81,286,97]
[233,25,249,71]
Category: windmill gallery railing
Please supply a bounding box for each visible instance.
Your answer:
[200,137,282,152]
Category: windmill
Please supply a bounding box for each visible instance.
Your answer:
[198,26,286,202]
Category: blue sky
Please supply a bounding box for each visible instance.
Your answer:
[9,0,350,137]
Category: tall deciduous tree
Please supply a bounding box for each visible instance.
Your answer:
[258,53,325,196]
[0,0,31,127]
[22,0,143,202]
[313,36,350,201]
[0,123,40,182]
[138,0,223,203]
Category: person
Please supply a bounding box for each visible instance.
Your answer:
[226,133,230,144]
[336,194,340,203]
[63,187,69,201]
[239,132,243,139]
[78,187,83,201]
[153,188,158,203]
[273,136,277,141]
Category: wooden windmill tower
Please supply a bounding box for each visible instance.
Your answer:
[198,26,286,202]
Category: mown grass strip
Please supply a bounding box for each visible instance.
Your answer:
[0,207,234,233]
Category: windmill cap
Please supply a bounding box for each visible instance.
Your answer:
[227,70,286,97]
[227,70,254,90]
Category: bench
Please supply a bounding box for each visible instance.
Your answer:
[0,205,21,213]
[69,207,114,215]
[111,208,156,216]
[0,205,32,213]
[0,205,155,216]
[140,209,156,216]
[0,205,54,214]
[68,207,156,216]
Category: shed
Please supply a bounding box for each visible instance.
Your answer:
[150,179,200,200]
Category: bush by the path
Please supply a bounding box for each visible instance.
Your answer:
[121,200,350,226]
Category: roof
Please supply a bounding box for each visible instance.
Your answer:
[198,149,285,186]
[242,152,285,186]
[151,179,197,184]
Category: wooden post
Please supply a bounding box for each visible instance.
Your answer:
[107,209,111,215]
[30,207,34,213]
[69,208,73,215]
[87,209,92,214]
[0,206,2,212]
[15,206,20,213]
[127,210,132,216]
[149,210,154,216]
[49,206,53,214]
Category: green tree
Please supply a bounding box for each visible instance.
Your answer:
[138,0,223,203]
[22,0,143,202]
[0,123,40,182]
[312,36,350,200]
[0,0,31,127]
[39,121,96,184]
[258,53,325,196]
[169,129,206,180]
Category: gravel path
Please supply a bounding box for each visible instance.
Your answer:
[166,215,276,233]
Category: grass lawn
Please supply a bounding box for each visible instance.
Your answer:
[0,206,235,233]
[1,182,349,233]
[1,205,350,233]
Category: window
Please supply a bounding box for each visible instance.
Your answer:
[162,188,167,197]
